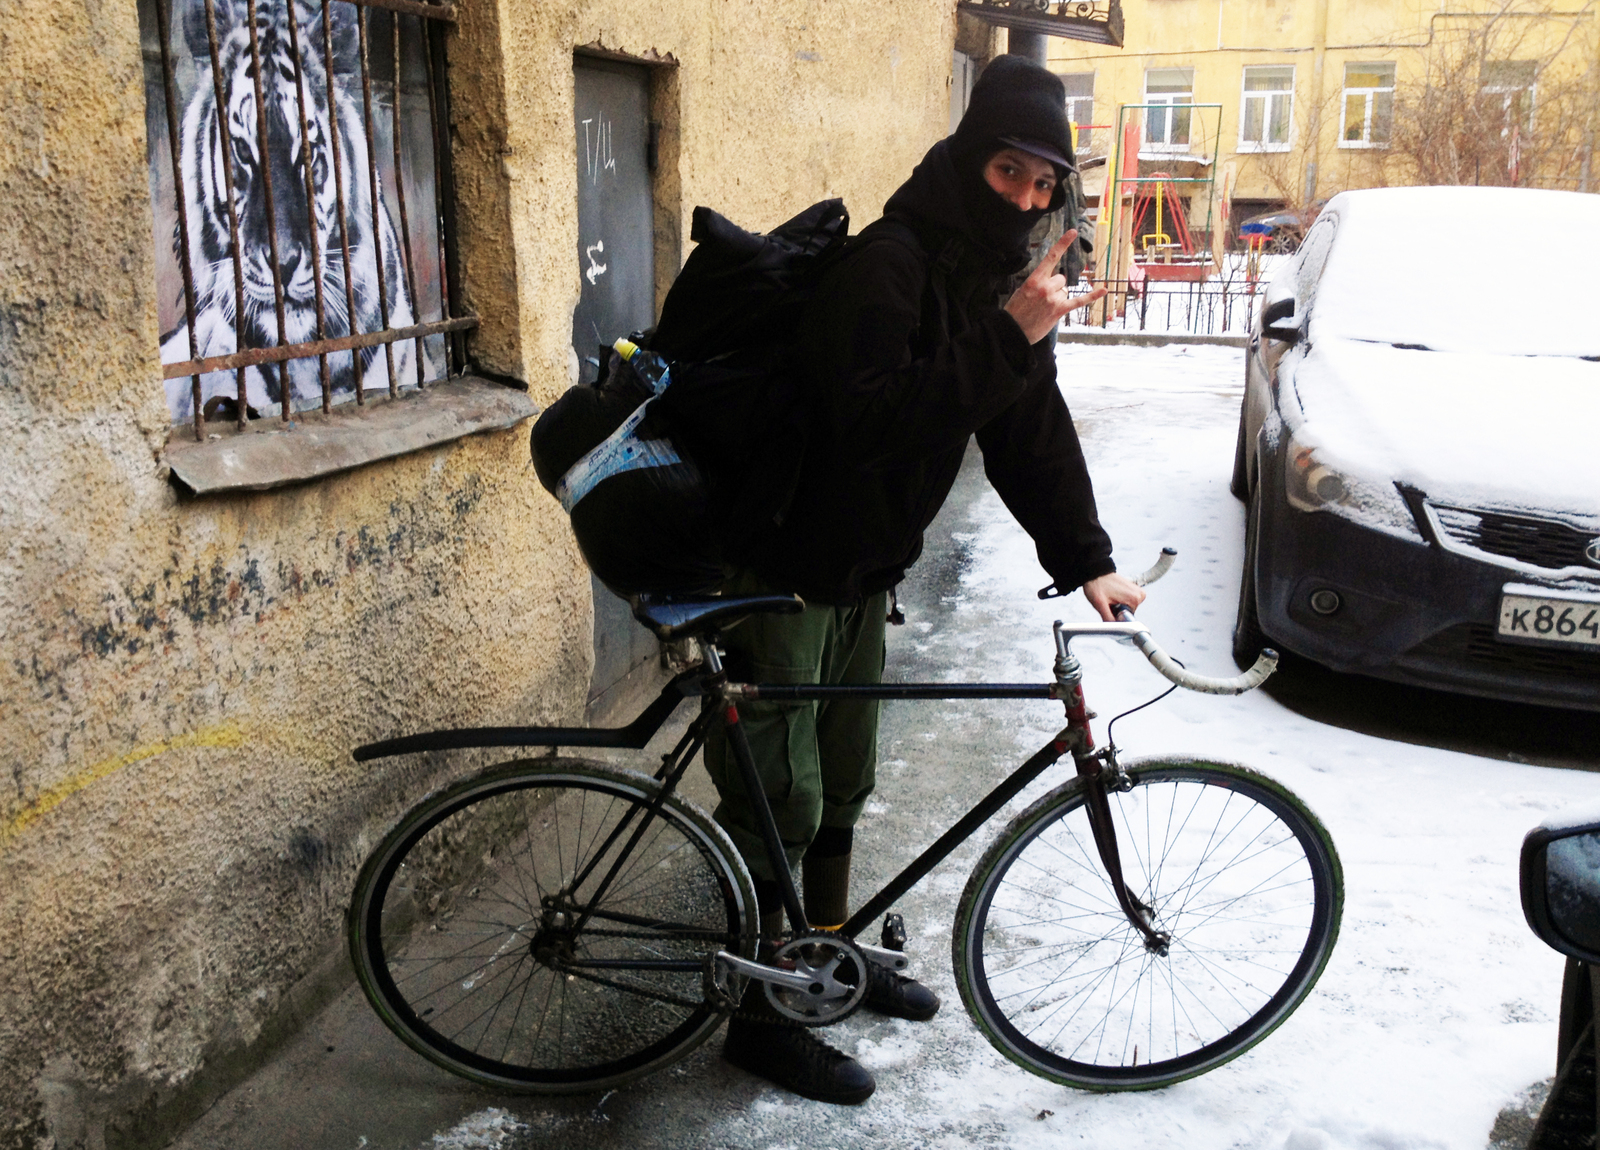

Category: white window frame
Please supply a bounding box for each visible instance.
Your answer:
[1482,61,1537,138]
[1237,65,1294,153]
[1143,67,1195,153]
[1338,62,1395,149]
[1061,71,1096,151]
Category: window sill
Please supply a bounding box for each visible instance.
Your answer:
[1136,149,1213,165]
[1236,142,1292,153]
[162,376,539,496]
[1337,141,1390,150]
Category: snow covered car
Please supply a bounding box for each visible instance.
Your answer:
[1230,186,1600,711]
[1519,805,1600,1144]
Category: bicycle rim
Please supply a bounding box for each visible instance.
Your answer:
[349,761,756,1092]
[955,758,1342,1090]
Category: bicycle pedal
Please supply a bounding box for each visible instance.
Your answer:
[702,954,744,1013]
[880,912,907,952]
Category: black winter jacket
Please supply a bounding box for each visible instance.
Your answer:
[740,142,1117,605]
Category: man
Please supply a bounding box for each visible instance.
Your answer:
[706,55,1146,1104]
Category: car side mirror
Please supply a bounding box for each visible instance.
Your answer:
[1522,811,1600,963]
[1261,296,1303,343]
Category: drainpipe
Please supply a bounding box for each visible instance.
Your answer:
[1302,0,1330,204]
[1007,29,1050,66]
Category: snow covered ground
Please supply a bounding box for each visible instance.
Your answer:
[849,341,1600,1150]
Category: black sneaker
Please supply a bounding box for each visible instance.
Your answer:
[863,961,941,1022]
[722,1014,876,1105]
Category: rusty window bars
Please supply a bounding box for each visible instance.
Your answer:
[141,0,473,440]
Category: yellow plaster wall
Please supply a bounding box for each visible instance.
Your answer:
[1050,0,1597,211]
[0,0,955,1145]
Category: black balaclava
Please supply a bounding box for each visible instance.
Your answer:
[948,55,1075,259]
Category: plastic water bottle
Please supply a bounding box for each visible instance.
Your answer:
[612,337,672,396]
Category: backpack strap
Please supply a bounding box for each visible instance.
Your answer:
[856,214,963,348]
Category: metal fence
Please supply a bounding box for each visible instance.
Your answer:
[1061,253,1293,337]
[143,0,474,439]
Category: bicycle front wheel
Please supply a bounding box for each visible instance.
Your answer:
[349,759,757,1092]
[954,757,1342,1091]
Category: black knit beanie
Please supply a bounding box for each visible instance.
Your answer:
[951,55,1077,178]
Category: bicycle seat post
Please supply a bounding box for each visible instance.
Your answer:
[702,633,811,942]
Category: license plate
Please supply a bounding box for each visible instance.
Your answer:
[1497,584,1600,651]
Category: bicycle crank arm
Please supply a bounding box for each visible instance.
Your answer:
[712,951,830,995]
[854,942,909,972]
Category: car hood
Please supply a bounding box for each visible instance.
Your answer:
[1289,335,1600,517]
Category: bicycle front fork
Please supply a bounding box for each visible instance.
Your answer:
[1053,622,1172,956]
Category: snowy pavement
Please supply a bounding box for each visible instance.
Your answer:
[882,341,1600,1150]
[170,342,1600,1150]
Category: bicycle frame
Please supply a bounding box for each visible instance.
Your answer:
[705,624,1166,952]
[356,642,1164,959]
[352,622,1170,966]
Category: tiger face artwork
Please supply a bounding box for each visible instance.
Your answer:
[156,0,428,422]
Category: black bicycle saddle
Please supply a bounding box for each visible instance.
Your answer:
[629,592,804,640]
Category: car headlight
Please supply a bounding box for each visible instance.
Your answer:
[1284,431,1423,541]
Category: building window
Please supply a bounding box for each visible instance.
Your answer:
[1061,72,1095,151]
[1482,60,1537,137]
[1339,62,1395,148]
[138,0,476,439]
[1239,66,1293,151]
[1143,68,1194,152]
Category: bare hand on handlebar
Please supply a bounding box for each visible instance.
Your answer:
[1082,571,1146,622]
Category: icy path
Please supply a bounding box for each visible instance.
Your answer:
[872,342,1599,1150]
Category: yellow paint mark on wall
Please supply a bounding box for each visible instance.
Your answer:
[1,723,247,851]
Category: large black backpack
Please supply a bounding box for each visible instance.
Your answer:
[530,199,850,595]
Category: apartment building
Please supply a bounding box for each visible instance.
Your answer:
[1044,0,1597,249]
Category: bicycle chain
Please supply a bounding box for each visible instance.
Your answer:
[554,931,905,1032]
[555,955,832,1031]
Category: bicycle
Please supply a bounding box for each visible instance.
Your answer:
[346,549,1343,1096]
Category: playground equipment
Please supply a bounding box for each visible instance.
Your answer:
[1098,103,1223,290]
[1131,173,1199,267]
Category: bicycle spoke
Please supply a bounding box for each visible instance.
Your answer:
[352,765,751,1088]
[958,765,1338,1089]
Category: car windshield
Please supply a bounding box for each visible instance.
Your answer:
[1311,188,1600,359]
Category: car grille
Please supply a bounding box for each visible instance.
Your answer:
[1410,623,1600,682]
[1430,504,1600,571]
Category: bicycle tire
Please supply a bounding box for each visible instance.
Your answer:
[348,759,758,1092]
[953,757,1341,1091]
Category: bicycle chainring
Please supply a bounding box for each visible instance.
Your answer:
[761,934,870,1026]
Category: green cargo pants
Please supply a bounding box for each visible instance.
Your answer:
[702,571,887,883]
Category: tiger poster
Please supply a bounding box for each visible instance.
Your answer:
[139,0,448,423]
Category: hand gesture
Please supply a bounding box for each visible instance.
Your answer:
[1003,230,1108,345]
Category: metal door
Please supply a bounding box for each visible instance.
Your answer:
[573,57,660,719]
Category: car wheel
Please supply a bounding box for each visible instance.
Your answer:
[1233,487,1268,670]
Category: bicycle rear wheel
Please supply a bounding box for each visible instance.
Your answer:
[349,759,757,1092]
[954,757,1341,1091]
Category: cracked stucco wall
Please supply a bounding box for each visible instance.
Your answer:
[0,0,956,1146]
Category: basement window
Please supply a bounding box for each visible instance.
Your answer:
[137,0,489,450]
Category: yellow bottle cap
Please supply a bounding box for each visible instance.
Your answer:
[613,337,640,361]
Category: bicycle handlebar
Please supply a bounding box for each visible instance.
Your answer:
[1048,547,1278,696]
[1117,608,1279,694]
[1133,547,1177,587]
